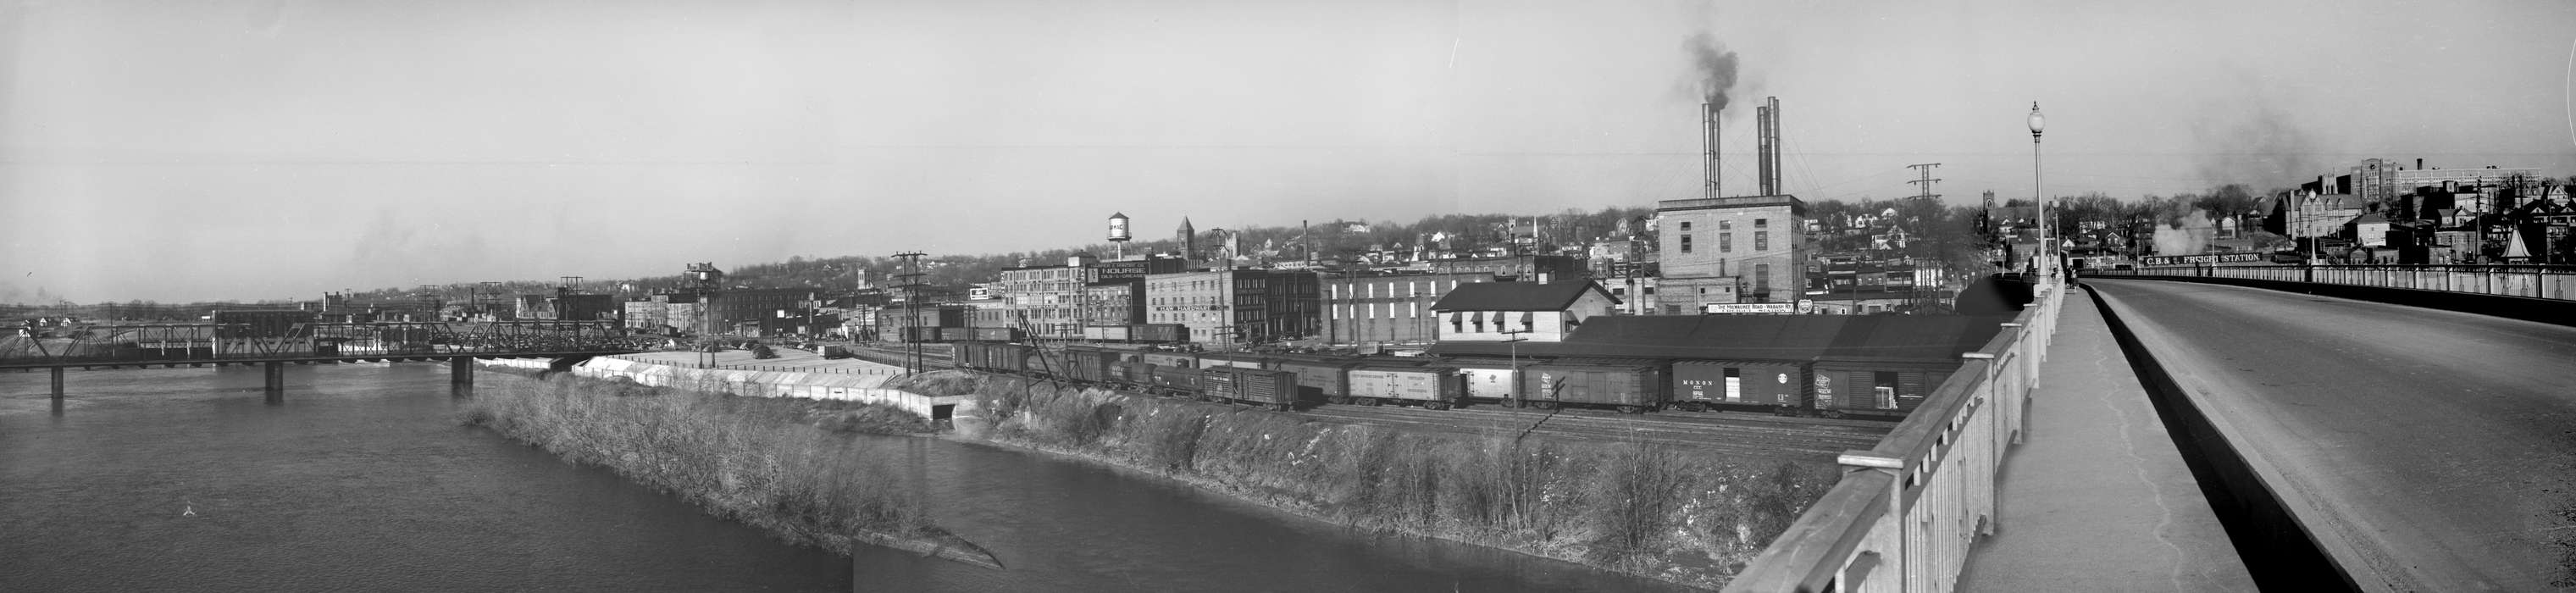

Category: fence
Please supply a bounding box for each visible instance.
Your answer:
[2100,263,2576,301]
[1724,274,2064,593]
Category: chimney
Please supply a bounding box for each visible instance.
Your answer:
[1762,97,1782,196]
[2417,158,2424,170]
[1704,102,1721,200]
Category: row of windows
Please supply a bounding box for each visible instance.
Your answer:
[1677,218,1768,232]
[1327,280,1461,301]
[1677,230,1770,253]
[1341,302,1423,319]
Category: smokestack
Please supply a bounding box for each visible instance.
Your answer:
[1758,96,1782,196]
[1686,33,1739,201]
[1704,102,1720,200]
[1756,103,1771,197]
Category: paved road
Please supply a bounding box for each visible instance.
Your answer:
[2086,279,2576,591]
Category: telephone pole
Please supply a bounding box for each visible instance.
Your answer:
[1906,163,1942,202]
[890,252,929,374]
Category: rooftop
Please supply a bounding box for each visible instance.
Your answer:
[1428,281,1615,312]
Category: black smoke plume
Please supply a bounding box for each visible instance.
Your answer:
[1685,32,1740,110]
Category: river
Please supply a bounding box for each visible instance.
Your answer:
[2,363,1692,592]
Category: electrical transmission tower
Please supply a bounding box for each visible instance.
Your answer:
[1906,163,1943,202]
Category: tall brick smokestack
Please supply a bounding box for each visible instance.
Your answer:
[1687,33,1739,200]
[1757,97,1781,196]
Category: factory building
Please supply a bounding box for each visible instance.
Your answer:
[1656,195,1810,312]
[1320,271,1495,346]
[1144,269,1320,346]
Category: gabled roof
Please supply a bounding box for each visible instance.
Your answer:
[2348,212,2390,225]
[1429,281,1616,312]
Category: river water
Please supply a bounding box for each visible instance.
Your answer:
[2,363,1692,592]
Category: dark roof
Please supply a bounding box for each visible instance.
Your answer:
[1428,313,2008,364]
[1428,281,1614,312]
[2348,212,2390,224]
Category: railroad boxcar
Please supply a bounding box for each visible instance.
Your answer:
[1344,364,1464,409]
[1194,352,1267,370]
[1518,360,1665,413]
[956,341,1035,374]
[1083,324,1133,342]
[1055,346,1123,385]
[1199,366,1300,411]
[1137,351,1197,369]
[1131,323,1188,344]
[1270,356,1359,405]
[1669,359,1811,413]
[1439,359,1521,406]
[1108,361,1155,389]
[936,327,978,342]
[971,327,1020,343]
[1811,360,1953,420]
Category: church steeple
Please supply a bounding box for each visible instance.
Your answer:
[1177,217,1197,261]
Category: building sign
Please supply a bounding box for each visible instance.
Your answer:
[2139,253,2263,266]
[1703,302,1797,314]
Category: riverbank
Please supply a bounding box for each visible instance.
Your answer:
[894,370,1836,590]
[458,369,1000,568]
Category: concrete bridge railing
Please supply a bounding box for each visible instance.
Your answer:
[1724,274,2064,593]
[2105,263,2576,301]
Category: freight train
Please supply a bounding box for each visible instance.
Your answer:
[948,341,1952,419]
[895,323,1188,345]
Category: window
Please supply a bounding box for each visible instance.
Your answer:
[1754,230,1769,251]
[1680,221,1692,231]
[1755,218,1768,228]
[1719,220,1731,230]
[1720,232,1731,252]
[1681,235,1693,253]
[1753,263,1770,293]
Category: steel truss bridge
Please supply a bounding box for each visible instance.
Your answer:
[4,320,654,400]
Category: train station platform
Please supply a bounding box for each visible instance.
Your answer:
[1952,286,2256,591]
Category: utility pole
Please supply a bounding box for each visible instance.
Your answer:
[1906,163,1942,202]
[891,252,929,374]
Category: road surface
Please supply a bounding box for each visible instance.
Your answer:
[2086,278,2576,591]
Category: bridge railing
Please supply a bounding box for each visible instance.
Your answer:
[2097,263,2576,301]
[1725,274,2064,593]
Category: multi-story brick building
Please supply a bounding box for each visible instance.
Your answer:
[1320,272,1494,346]
[1144,269,1321,346]
[1657,195,1809,311]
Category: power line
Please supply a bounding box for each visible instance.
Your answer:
[1906,163,1943,202]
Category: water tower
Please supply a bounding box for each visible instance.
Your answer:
[1107,212,1132,258]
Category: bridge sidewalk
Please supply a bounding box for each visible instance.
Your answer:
[1953,287,2256,591]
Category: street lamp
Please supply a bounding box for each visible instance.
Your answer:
[2027,102,2049,278]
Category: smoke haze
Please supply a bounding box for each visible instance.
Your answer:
[1684,32,1742,109]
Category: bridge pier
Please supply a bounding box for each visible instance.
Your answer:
[451,357,474,397]
[263,362,285,403]
[50,367,65,400]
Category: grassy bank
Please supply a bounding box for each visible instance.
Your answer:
[458,372,993,565]
[894,370,1836,590]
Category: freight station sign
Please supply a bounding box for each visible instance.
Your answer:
[1703,302,1798,315]
[2139,252,2264,266]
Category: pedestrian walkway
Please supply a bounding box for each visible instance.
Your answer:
[1953,287,2256,591]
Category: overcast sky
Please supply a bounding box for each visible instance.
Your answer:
[5,0,2572,303]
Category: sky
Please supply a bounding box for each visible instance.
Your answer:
[4,0,2573,303]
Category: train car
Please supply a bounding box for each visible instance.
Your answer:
[1518,360,1665,413]
[1199,366,1300,411]
[1146,364,1201,397]
[1131,323,1188,344]
[1811,360,1953,420]
[1270,356,1360,405]
[1137,351,1197,369]
[972,327,1020,343]
[1107,361,1155,390]
[1083,325,1133,342]
[1194,352,1267,370]
[1668,359,1811,414]
[953,341,1035,374]
[1055,345,1123,385]
[1344,364,1464,409]
[1438,358,1521,406]
[937,327,978,342]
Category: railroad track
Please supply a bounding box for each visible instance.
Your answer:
[1294,405,1887,462]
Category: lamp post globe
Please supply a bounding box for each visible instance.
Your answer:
[2027,102,2050,277]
